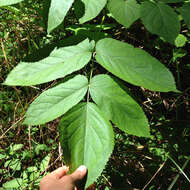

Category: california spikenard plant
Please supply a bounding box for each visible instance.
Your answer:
[2,0,189,188]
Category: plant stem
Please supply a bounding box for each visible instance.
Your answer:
[176,61,181,89]
[142,161,166,190]
[167,159,190,190]
[168,155,190,183]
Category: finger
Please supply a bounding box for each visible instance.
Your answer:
[70,165,88,190]
[70,165,87,181]
[51,166,69,179]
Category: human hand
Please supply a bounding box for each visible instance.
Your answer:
[40,165,87,190]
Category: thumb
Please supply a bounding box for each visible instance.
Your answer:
[70,165,88,189]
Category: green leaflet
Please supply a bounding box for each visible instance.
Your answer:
[95,38,177,92]
[107,0,140,28]
[59,102,114,188]
[175,34,187,47]
[40,154,51,172]
[23,75,88,126]
[3,178,24,189]
[4,39,94,86]
[160,0,185,3]
[179,3,190,30]
[79,0,107,24]
[90,74,150,137]
[0,0,23,6]
[47,0,74,33]
[140,1,180,44]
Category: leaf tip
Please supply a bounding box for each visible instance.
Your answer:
[1,82,7,86]
[168,87,181,93]
[79,18,85,24]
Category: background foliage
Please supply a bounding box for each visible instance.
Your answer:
[0,0,190,189]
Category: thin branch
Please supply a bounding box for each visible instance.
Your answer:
[0,117,25,140]
[142,161,166,190]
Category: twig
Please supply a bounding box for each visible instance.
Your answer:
[102,174,112,187]
[13,87,25,112]
[0,38,8,68]
[0,116,25,140]
[142,161,166,190]
[59,142,63,166]
[28,125,33,161]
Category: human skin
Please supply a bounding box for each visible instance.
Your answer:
[40,165,87,190]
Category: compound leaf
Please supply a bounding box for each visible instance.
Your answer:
[140,1,180,43]
[4,39,94,86]
[179,3,190,30]
[95,38,177,92]
[23,75,88,126]
[47,0,74,33]
[0,0,23,6]
[108,0,140,28]
[79,0,107,24]
[90,74,150,137]
[59,102,114,188]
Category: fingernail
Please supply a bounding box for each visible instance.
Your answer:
[77,165,86,172]
[62,166,69,171]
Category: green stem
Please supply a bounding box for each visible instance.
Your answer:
[176,61,181,89]
[168,155,190,184]
[167,159,190,190]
